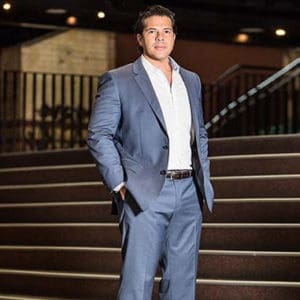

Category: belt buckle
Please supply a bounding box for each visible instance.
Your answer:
[171,171,188,180]
[175,173,182,180]
[170,173,177,180]
[178,173,184,180]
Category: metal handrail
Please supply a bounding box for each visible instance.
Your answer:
[206,57,300,130]
[213,64,278,85]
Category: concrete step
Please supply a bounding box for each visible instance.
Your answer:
[209,134,300,156]
[0,202,117,223]
[0,223,299,251]
[210,153,300,176]
[0,294,83,300]
[1,175,299,203]
[212,175,300,198]
[206,198,300,223]
[1,153,299,185]
[0,269,299,300]
[0,198,299,223]
[0,182,110,203]
[0,149,93,168]
[1,134,299,169]
[0,165,100,185]
[0,246,299,281]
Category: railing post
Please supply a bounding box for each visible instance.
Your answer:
[291,76,299,133]
[22,72,27,151]
[70,74,75,148]
[51,74,56,149]
[60,74,65,148]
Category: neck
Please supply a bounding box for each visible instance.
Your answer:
[143,55,172,72]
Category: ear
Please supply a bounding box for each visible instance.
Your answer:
[137,34,143,46]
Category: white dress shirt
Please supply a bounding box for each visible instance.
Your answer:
[141,55,193,170]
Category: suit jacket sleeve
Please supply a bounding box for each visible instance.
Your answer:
[196,74,214,201]
[196,74,209,166]
[87,72,124,190]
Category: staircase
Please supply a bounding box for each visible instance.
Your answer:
[0,134,299,300]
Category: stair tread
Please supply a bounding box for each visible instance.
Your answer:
[0,198,300,208]
[0,164,95,173]
[0,268,299,287]
[0,152,299,171]
[0,245,299,256]
[0,294,83,300]
[210,153,300,159]
[1,173,300,188]
[0,222,299,227]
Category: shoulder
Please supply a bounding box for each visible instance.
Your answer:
[180,67,202,91]
[180,67,201,81]
[99,63,134,83]
[109,63,134,78]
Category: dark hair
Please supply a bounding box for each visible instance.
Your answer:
[134,5,177,53]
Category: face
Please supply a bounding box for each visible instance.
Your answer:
[137,15,176,63]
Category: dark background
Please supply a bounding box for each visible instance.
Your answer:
[1,0,300,47]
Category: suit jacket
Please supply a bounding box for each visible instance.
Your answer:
[87,57,214,214]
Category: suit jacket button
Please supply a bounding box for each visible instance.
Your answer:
[160,170,166,175]
[163,145,169,150]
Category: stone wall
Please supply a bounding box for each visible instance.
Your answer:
[0,29,116,151]
[0,28,116,74]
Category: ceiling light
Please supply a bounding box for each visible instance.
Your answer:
[46,8,67,15]
[97,11,106,19]
[66,16,77,26]
[275,28,286,37]
[3,2,11,10]
[235,33,249,43]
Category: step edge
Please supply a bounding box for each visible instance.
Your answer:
[0,268,299,287]
[2,175,300,190]
[212,174,300,180]
[0,246,299,257]
[209,133,300,143]
[1,153,300,172]
[0,294,80,300]
[0,164,95,173]
[0,182,103,190]
[0,201,110,208]
[1,198,300,208]
[0,223,299,228]
[215,198,300,203]
[0,147,89,157]
[195,278,300,287]
[210,153,300,160]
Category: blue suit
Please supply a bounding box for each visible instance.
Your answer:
[87,57,214,299]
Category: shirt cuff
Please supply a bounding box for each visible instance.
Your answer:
[113,182,126,192]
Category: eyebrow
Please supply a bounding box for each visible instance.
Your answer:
[144,27,173,31]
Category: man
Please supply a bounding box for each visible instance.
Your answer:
[87,5,214,300]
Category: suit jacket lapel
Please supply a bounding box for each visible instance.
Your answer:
[133,58,168,134]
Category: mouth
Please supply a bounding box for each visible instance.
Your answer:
[154,45,167,50]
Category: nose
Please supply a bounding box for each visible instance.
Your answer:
[156,31,164,41]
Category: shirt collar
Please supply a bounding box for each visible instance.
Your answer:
[141,55,180,75]
[168,56,180,72]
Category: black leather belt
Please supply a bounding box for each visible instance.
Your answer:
[165,169,193,180]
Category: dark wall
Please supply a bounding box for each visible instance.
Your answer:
[116,33,286,83]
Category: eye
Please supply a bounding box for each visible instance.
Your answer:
[148,29,156,34]
[164,29,172,34]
